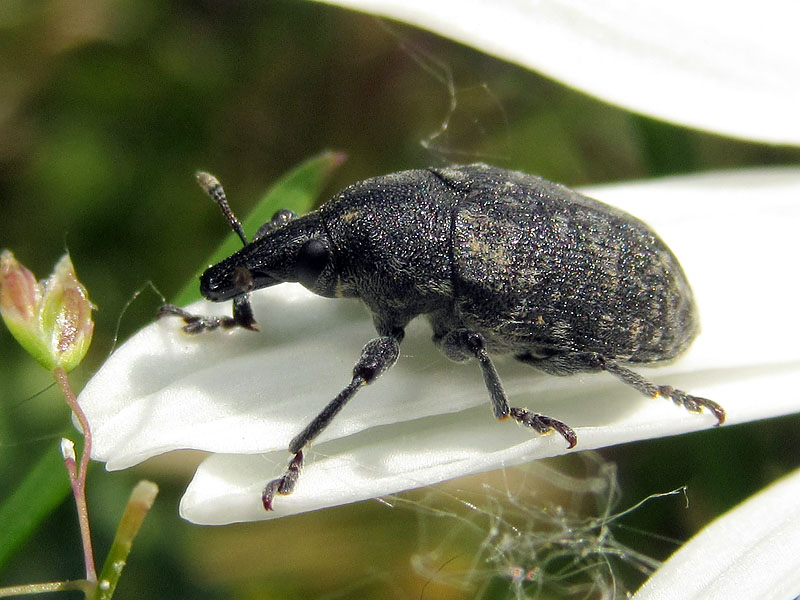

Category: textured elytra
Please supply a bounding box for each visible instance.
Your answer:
[446,165,696,362]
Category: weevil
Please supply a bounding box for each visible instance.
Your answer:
[159,164,725,510]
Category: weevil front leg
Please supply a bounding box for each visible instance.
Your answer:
[262,331,402,510]
[439,329,577,448]
[157,294,257,333]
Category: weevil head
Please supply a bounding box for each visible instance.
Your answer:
[200,211,336,302]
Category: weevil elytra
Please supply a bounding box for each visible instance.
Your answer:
[159,164,725,510]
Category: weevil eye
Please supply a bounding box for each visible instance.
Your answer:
[296,238,329,286]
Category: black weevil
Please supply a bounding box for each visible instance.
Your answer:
[159,164,725,510]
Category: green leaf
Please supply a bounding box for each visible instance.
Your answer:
[92,481,159,600]
[173,151,347,306]
[0,444,72,570]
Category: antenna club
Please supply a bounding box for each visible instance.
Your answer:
[196,171,221,195]
[194,171,248,247]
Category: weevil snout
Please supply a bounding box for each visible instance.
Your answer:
[200,244,284,302]
[199,265,240,302]
[200,262,263,302]
[233,266,255,293]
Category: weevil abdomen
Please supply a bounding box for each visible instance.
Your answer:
[434,164,697,364]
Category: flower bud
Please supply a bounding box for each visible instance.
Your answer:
[1,250,95,371]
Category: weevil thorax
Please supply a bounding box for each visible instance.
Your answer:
[200,212,337,302]
[320,169,455,321]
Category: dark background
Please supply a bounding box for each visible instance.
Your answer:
[2,2,799,598]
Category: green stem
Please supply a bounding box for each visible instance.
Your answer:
[0,580,95,597]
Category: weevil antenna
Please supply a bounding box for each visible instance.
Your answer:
[196,171,248,247]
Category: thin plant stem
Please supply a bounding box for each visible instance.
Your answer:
[0,580,95,597]
[53,366,97,583]
[92,481,159,600]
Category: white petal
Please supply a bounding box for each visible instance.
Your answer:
[314,0,800,145]
[182,349,798,524]
[632,465,800,600]
[81,283,380,469]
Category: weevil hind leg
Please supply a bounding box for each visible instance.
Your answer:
[262,332,402,510]
[604,360,725,425]
[157,294,258,333]
[516,351,725,425]
[439,329,577,448]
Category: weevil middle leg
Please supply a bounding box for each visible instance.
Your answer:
[438,329,578,448]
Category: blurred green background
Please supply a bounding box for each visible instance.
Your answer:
[2,1,799,598]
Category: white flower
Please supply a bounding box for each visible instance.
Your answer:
[312,0,800,144]
[632,464,800,600]
[78,167,800,524]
